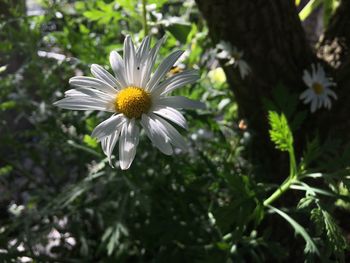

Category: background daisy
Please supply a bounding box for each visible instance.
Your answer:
[299,63,337,113]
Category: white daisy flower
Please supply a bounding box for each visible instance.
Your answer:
[54,36,204,170]
[299,63,337,113]
[216,41,251,79]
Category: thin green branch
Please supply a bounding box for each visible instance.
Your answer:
[263,176,296,206]
[263,147,298,207]
[142,0,148,35]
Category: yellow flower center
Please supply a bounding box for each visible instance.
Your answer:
[115,87,151,119]
[312,82,324,95]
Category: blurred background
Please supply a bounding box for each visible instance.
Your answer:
[1,0,349,262]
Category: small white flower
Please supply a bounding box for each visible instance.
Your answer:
[216,41,251,79]
[54,36,204,170]
[299,63,337,113]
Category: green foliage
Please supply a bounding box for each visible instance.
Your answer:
[268,111,293,152]
[83,134,98,148]
[266,109,349,259]
[270,205,319,255]
[264,84,307,131]
[166,22,192,44]
[0,165,13,176]
[311,206,348,254]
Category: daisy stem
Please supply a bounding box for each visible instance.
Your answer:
[142,0,149,36]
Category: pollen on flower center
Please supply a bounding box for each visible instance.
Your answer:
[115,87,151,118]
[312,82,324,95]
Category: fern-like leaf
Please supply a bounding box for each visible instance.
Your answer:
[269,205,320,255]
[268,111,293,152]
[311,207,348,253]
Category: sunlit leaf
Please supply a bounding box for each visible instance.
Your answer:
[268,111,293,152]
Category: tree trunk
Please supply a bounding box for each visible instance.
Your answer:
[195,0,350,178]
[317,0,350,138]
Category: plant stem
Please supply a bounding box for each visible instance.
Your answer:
[263,148,298,207]
[289,148,297,178]
[142,0,148,36]
[263,176,296,206]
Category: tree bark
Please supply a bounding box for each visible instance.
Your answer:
[195,0,350,177]
[317,0,350,138]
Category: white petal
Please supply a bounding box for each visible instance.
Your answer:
[53,97,112,111]
[311,98,317,113]
[152,106,188,130]
[140,36,166,88]
[154,115,187,151]
[91,64,121,89]
[65,87,114,101]
[101,129,120,167]
[140,114,173,155]
[324,96,331,109]
[322,79,335,88]
[238,60,251,79]
[325,88,337,100]
[299,89,312,100]
[300,89,313,104]
[123,35,137,86]
[303,93,313,104]
[302,71,312,87]
[91,114,126,141]
[147,50,184,92]
[69,76,117,95]
[119,119,139,170]
[155,96,206,110]
[136,35,151,65]
[151,70,199,96]
[318,95,324,108]
[135,36,152,88]
[109,51,128,88]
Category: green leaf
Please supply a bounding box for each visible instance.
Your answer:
[297,196,315,210]
[263,84,306,131]
[83,134,98,149]
[0,165,13,176]
[83,10,106,21]
[148,0,168,8]
[269,205,320,255]
[166,22,192,44]
[75,1,86,11]
[290,183,335,197]
[0,101,16,111]
[323,0,341,26]
[311,207,348,253]
[268,111,293,152]
[82,1,120,25]
[103,223,129,256]
[79,24,90,34]
[310,208,324,235]
[85,116,98,132]
[300,136,321,171]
